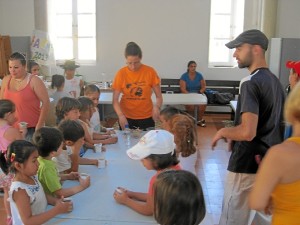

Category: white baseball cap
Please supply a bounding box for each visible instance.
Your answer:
[127,130,175,160]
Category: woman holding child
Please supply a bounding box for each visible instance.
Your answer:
[112,42,162,130]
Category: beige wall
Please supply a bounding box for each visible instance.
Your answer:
[0,0,299,81]
[0,0,34,36]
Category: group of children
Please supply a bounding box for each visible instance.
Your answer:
[0,99,206,225]
[0,57,207,225]
[0,80,119,224]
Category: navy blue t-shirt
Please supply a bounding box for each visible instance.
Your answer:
[228,68,285,174]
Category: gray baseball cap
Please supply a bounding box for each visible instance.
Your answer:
[225,29,269,50]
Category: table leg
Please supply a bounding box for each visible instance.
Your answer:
[98,104,105,121]
[194,106,199,145]
[194,106,198,125]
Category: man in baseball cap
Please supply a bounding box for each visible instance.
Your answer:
[225,29,269,51]
[212,29,285,225]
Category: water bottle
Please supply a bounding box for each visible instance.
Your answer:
[101,72,107,88]
[124,124,131,146]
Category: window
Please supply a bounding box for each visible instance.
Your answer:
[209,0,245,67]
[48,0,96,62]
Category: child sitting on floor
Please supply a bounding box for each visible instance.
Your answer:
[33,127,90,197]
[113,130,181,216]
[153,170,206,225]
[0,140,72,224]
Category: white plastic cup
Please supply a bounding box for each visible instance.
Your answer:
[19,122,28,129]
[94,143,102,153]
[80,173,89,179]
[116,188,123,194]
[98,159,106,169]
[63,197,72,202]
[99,151,106,160]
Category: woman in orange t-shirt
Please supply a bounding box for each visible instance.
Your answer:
[112,42,162,130]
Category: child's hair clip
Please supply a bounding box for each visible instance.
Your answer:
[10,153,16,162]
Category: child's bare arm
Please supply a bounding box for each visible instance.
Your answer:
[54,176,90,198]
[92,133,111,140]
[113,190,153,216]
[69,153,79,172]
[4,127,23,142]
[46,193,58,206]
[79,157,98,166]
[126,190,147,201]
[13,189,71,225]
[60,172,80,181]
[96,136,118,145]
[80,120,117,145]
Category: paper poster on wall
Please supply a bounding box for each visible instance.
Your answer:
[31,30,55,66]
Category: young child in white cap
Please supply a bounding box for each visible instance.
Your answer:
[113,130,181,216]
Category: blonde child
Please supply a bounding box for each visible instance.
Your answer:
[33,127,90,197]
[153,170,206,225]
[0,99,26,225]
[60,60,83,98]
[160,107,198,174]
[0,140,72,225]
[113,130,181,216]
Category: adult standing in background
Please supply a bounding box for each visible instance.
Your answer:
[0,52,50,140]
[112,42,162,130]
[211,29,285,225]
[180,61,207,127]
[285,60,300,93]
[283,60,300,138]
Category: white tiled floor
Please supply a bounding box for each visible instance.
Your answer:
[196,114,231,225]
